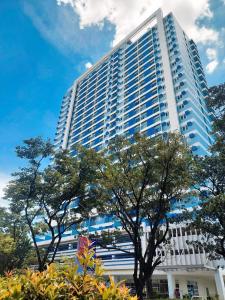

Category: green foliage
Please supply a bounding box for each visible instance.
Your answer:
[190,153,225,259]
[187,83,225,259]
[207,83,225,151]
[88,133,193,224]
[85,133,193,299]
[4,137,97,271]
[0,207,32,274]
[0,249,137,300]
[0,233,16,274]
[207,83,225,118]
[188,85,225,257]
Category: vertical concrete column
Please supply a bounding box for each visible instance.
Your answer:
[156,10,180,132]
[61,85,77,150]
[215,268,225,300]
[167,272,175,299]
[141,223,147,256]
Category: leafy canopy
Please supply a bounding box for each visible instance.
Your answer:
[86,133,193,299]
[4,137,97,271]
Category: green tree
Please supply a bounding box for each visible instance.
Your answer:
[207,83,225,120]
[189,152,225,260]
[4,137,96,271]
[188,83,225,260]
[86,133,193,300]
[0,207,31,273]
[207,83,225,151]
[0,232,16,274]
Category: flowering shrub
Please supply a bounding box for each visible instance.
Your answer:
[0,248,137,300]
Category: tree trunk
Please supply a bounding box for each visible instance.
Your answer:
[50,236,62,264]
[133,275,144,300]
[133,255,145,300]
[146,277,154,299]
[38,262,46,272]
[29,223,43,271]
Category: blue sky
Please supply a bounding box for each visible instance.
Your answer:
[0,0,225,199]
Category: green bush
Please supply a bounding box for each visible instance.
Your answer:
[0,249,137,300]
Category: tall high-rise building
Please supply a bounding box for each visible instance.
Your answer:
[42,9,225,299]
[55,9,212,158]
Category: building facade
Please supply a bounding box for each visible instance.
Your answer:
[55,9,211,157]
[41,8,225,299]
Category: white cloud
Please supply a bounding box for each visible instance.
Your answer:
[85,61,92,69]
[57,0,218,46]
[21,0,110,59]
[205,48,219,74]
[191,27,219,45]
[206,48,217,60]
[206,60,219,74]
[0,173,10,208]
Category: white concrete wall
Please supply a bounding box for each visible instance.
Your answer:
[157,10,180,132]
[112,273,218,299]
[176,275,217,299]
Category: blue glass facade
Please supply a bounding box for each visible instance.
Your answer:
[68,27,162,151]
[163,14,212,155]
[55,11,211,157]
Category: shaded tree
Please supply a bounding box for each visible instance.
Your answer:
[86,133,193,299]
[4,137,96,271]
[207,83,225,151]
[0,207,32,273]
[0,232,16,274]
[207,83,225,122]
[189,83,225,260]
[190,152,225,260]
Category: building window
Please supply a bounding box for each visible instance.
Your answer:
[187,281,199,297]
[152,279,168,297]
